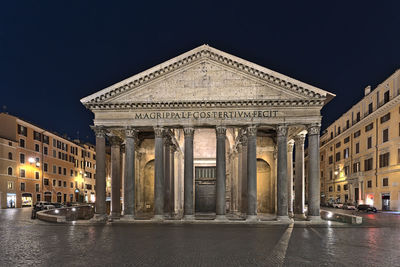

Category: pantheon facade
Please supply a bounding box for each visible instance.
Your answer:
[81,45,334,222]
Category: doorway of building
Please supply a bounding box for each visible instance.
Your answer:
[7,193,16,208]
[195,166,216,213]
[44,192,52,202]
[355,188,359,204]
[57,192,62,203]
[382,193,390,211]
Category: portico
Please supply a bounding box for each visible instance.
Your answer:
[82,45,334,222]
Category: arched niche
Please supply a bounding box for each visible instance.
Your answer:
[143,160,155,213]
[257,159,274,214]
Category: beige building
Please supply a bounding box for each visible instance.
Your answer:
[0,113,100,208]
[81,45,334,221]
[318,69,400,211]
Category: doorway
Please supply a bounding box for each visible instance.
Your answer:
[195,166,216,213]
[7,193,16,208]
[382,193,390,211]
[21,193,32,207]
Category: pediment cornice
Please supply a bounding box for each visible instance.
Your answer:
[81,45,335,106]
[87,99,324,110]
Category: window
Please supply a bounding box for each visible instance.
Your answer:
[343,148,349,159]
[320,155,324,161]
[7,167,12,175]
[398,148,400,164]
[44,178,49,186]
[355,143,360,154]
[356,112,360,122]
[43,135,49,144]
[70,182,74,188]
[354,130,361,138]
[63,168,66,176]
[380,113,391,123]
[365,123,373,132]
[33,131,41,141]
[364,158,373,171]
[329,156,333,164]
[367,180,372,188]
[329,186,333,192]
[353,162,360,173]
[329,170,333,180]
[330,132,333,139]
[70,170,73,177]
[383,129,389,143]
[18,125,27,136]
[37,194,41,202]
[344,136,350,144]
[8,152,12,160]
[344,165,350,175]
[367,137,372,149]
[335,152,341,162]
[35,184,40,192]
[344,184,348,191]
[63,181,67,187]
[53,179,56,186]
[20,154,25,164]
[346,120,350,129]
[337,127,341,135]
[58,180,62,187]
[368,103,373,114]
[382,178,389,187]
[337,185,341,192]
[35,144,40,152]
[86,184,92,190]
[384,91,389,104]
[58,167,62,175]
[8,181,14,190]
[44,163,48,172]
[379,152,390,168]
[53,139,56,147]
[35,171,39,179]
[335,142,341,148]
[44,146,48,155]
[53,150,56,158]
[20,183,25,191]
[20,169,25,177]
[19,139,25,148]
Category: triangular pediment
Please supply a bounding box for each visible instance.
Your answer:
[81,45,335,108]
[107,59,306,103]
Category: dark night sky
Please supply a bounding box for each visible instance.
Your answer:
[1,1,399,143]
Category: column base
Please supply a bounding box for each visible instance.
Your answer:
[294,213,307,220]
[215,215,228,221]
[153,215,164,221]
[90,213,108,222]
[120,215,135,221]
[307,215,323,222]
[111,212,121,220]
[276,216,293,223]
[182,215,195,221]
[246,215,258,222]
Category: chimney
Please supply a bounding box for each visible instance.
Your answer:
[364,85,371,96]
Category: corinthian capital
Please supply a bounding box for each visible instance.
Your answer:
[307,123,321,136]
[294,133,306,146]
[109,135,122,146]
[91,126,107,138]
[247,125,257,137]
[276,125,288,137]
[125,127,138,139]
[215,126,227,137]
[287,139,295,153]
[154,127,164,138]
[183,127,195,137]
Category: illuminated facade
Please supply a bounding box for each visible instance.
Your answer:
[81,45,334,221]
[317,69,400,211]
[0,113,99,208]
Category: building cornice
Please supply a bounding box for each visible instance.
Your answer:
[86,99,325,110]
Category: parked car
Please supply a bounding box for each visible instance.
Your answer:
[332,203,343,209]
[51,202,64,208]
[357,204,378,213]
[342,203,356,210]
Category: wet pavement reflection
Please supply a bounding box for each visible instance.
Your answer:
[0,208,399,266]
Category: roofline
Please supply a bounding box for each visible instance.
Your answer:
[81,44,335,104]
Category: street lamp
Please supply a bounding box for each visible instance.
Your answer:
[28,157,35,164]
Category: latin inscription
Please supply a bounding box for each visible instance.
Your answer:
[133,110,278,120]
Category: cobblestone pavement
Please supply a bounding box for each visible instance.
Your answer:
[1,208,400,266]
